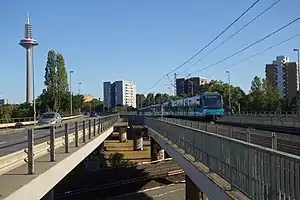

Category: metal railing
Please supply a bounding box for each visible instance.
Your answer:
[219,114,300,127]
[163,117,300,156]
[236,111,300,117]
[0,114,83,124]
[145,117,300,200]
[0,114,119,175]
[0,117,34,124]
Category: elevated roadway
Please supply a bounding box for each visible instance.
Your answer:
[123,115,300,200]
[0,116,93,157]
[0,114,118,200]
[1,114,299,200]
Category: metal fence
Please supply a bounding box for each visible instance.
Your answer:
[145,117,300,200]
[163,117,300,156]
[0,117,34,124]
[219,114,300,127]
[2,114,119,175]
[237,111,300,117]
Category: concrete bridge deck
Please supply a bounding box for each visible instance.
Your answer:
[0,115,117,200]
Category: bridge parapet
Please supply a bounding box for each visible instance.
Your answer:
[0,114,118,200]
[144,117,300,200]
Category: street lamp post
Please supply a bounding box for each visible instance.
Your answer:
[78,82,82,94]
[293,49,300,94]
[69,70,74,116]
[225,71,231,108]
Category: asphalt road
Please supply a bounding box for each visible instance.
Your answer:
[108,183,185,200]
[0,116,97,157]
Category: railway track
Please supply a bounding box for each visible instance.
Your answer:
[163,117,300,156]
[55,161,184,199]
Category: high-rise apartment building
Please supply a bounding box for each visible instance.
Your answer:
[103,82,112,108]
[175,78,185,96]
[0,99,8,105]
[176,77,208,96]
[265,56,299,99]
[103,80,136,108]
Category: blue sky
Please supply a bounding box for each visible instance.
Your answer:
[1,0,300,103]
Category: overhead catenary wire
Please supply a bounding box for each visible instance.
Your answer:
[227,33,300,70]
[189,17,300,75]
[144,0,261,94]
[192,0,282,66]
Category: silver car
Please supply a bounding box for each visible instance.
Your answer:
[37,112,62,128]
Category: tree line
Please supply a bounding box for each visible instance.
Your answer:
[136,76,300,112]
[0,50,105,121]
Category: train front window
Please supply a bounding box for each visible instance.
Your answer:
[203,95,222,109]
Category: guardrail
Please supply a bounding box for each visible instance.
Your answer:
[0,114,118,175]
[163,117,300,155]
[0,117,34,124]
[0,115,82,129]
[144,117,300,200]
[219,114,300,127]
[235,111,300,117]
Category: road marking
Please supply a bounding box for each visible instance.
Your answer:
[0,141,7,145]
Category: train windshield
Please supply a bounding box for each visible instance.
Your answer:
[203,95,222,109]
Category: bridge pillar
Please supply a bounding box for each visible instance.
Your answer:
[118,127,127,143]
[185,175,209,200]
[41,189,54,200]
[128,126,145,151]
[99,142,105,152]
[150,138,165,161]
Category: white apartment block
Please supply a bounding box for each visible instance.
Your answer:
[103,80,136,108]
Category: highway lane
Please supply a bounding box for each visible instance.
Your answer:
[108,183,185,200]
[0,117,98,157]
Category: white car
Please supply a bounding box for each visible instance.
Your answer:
[37,112,62,128]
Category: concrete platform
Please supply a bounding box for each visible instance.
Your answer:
[113,122,129,128]
[104,139,151,164]
[0,126,114,200]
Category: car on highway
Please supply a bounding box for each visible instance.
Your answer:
[37,112,63,127]
[90,112,97,117]
[224,107,233,115]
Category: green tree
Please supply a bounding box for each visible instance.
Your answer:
[136,94,145,108]
[248,76,264,111]
[154,93,162,104]
[144,93,154,106]
[55,53,68,112]
[44,50,57,111]
[251,76,263,92]
[290,96,300,111]
[108,153,135,167]
[262,79,281,111]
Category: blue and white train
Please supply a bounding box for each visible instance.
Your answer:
[138,92,225,121]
